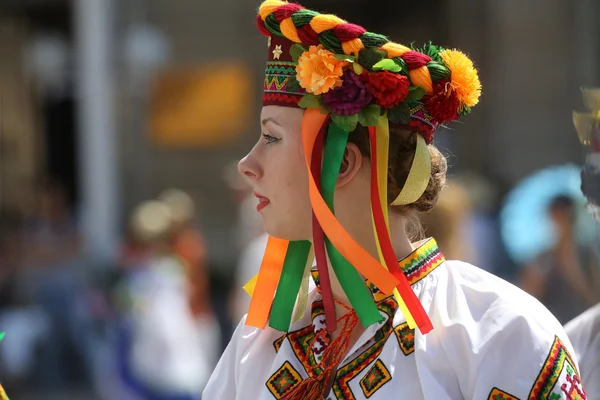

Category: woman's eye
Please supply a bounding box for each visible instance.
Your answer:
[262,133,280,145]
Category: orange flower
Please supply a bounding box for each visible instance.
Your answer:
[296,45,348,95]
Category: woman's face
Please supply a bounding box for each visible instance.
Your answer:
[238,106,313,240]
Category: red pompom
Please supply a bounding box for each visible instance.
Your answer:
[333,23,367,42]
[297,25,320,46]
[361,71,410,109]
[425,80,460,123]
[256,15,270,36]
[273,3,303,22]
[402,51,432,69]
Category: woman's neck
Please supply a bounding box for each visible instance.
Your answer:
[325,211,415,310]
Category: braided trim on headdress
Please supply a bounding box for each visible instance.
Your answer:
[257,0,481,134]
[259,0,446,94]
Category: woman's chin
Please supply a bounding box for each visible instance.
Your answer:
[262,221,311,242]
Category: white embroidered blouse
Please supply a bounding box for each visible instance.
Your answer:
[204,239,587,399]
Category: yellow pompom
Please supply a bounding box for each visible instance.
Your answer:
[310,14,346,34]
[259,0,286,20]
[440,49,481,108]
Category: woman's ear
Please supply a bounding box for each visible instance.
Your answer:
[337,142,363,188]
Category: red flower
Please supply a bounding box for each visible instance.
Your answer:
[425,80,460,123]
[360,71,410,109]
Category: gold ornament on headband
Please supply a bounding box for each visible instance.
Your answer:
[573,88,600,145]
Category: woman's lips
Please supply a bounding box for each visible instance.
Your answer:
[255,192,270,211]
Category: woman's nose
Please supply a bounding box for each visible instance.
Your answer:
[238,151,262,181]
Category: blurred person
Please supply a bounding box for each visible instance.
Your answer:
[17,178,89,390]
[0,217,49,394]
[419,180,476,262]
[204,2,586,398]
[158,189,214,318]
[519,195,600,324]
[113,200,218,400]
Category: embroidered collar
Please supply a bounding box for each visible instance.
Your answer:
[310,238,444,301]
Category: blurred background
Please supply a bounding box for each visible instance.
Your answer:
[0,0,598,398]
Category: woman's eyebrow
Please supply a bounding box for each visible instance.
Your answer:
[261,117,282,127]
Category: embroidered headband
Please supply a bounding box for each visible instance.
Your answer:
[245,0,481,335]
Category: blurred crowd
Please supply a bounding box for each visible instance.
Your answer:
[0,161,597,398]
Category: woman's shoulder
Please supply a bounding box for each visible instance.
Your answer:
[435,259,560,323]
[431,259,567,339]
[423,260,586,398]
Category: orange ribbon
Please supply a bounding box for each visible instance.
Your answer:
[302,109,399,295]
[245,236,289,328]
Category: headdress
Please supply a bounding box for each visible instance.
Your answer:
[245,0,482,334]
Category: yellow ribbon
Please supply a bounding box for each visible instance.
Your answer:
[391,134,431,206]
[374,116,417,328]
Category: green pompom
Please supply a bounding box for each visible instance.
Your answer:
[427,61,451,81]
[360,32,389,48]
[388,103,411,125]
[391,57,408,75]
[290,9,319,26]
[298,94,322,109]
[319,31,344,54]
[331,113,359,132]
[264,14,283,37]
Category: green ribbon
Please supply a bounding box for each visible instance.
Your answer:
[269,240,312,331]
[322,122,383,327]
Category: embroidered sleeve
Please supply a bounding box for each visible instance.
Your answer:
[483,336,587,400]
[527,336,586,400]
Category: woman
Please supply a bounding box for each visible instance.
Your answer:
[204,1,586,398]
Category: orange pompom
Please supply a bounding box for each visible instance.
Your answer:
[409,67,433,94]
[310,14,346,34]
[439,49,481,108]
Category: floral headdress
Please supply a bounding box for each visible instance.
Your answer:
[245,0,482,334]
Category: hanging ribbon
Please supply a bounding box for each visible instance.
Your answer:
[391,134,431,206]
[322,121,384,328]
[291,250,313,324]
[269,240,313,331]
[246,237,289,328]
[368,122,433,334]
[311,119,338,333]
[368,122,417,329]
[368,116,416,329]
[302,109,400,296]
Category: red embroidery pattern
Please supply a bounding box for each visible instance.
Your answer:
[529,336,585,400]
